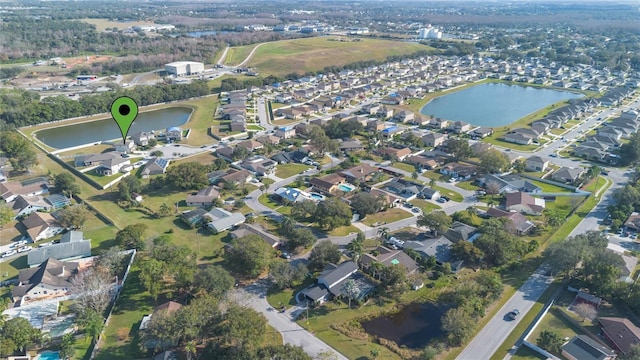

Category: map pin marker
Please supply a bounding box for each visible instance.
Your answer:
[110,96,139,144]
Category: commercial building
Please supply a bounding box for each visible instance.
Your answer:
[164,61,205,76]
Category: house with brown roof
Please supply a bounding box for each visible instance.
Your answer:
[219,169,253,185]
[309,173,346,194]
[231,223,281,248]
[360,246,419,274]
[339,164,379,183]
[154,301,182,316]
[421,133,446,148]
[600,317,640,355]
[0,179,50,202]
[236,140,264,152]
[405,155,439,170]
[439,162,478,180]
[11,258,79,304]
[256,134,281,145]
[624,212,640,232]
[22,212,64,241]
[186,186,220,207]
[486,207,535,235]
[505,191,545,215]
[375,147,412,161]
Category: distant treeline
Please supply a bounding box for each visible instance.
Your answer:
[0,81,211,128]
[219,49,435,92]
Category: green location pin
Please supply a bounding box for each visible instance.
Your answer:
[110,96,138,144]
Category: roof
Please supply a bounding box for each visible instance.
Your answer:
[553,166,584,181]
[339,164,378,180]
[22,212,62,241]
[526,155,547,164]
[231,223,281,247]
[404,237,453,264]
[599,317,640,354]
[562,335,615,360]
[60,231,84,243]
[444,221,478,242]
[360,246,419,273]
[27,240,91,267]
[154,301,182,315]
[319,261,358,290]
[12,258,79,298]
[309,174,345,190]
[205,208,246,232]
[301,285,329,301]
[505,191,544,213]
[142,158,170,175]
[0,179,49,201]
[11,195,50,213]
[486,207,535,234]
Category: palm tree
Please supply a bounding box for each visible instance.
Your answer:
[412,171,419,179]
[259,184,266,195]
[341,279,360,309]
[185,340,197,360]
[466,206,476,218]
[370,261,384,280]
[376,227,390,241]
[280,216,296,236]
[159,203,172,216]
[429,179,436,188]
[347,236,365,265]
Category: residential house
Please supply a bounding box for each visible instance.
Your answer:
[421,133,446,148]
[452,121,472,134]
[256,134,281,145]
[114,140,136,154]
[11,195,52,218]
[505,191,545,215]
[405,154,440,171]
[393,111,415,123]
[22,212,64,241]
[339,164,379,183]
[470,142,494,156]
[381,126,404,138]
[130,131,155,147]
[619,253,638,283]
[624,212,640,232]
[383,178,424,200]
[428,118,449,129]
[166,127,182,141]
[561,335,616,360]
[180,208,208,228]
[552,167,585,184]
[219,169,253,185]
[276,108,303,120]
[236,140,264,152]
[444,221,479,243]
[272,187,318,204]
[486,207,535,235]
[599,317,640,355]
[360,246,419,274]
[478,174,542,194]
[300,261,375,305]
[275,126,296,139]
[95,156,129,176]
[366,120,386,132]
[141,158,170,177]
[309,173,346,194]
[11,258,79,304]
[230,118,247,132]
[381,95,403,105]
[420,187,441,200]
[439,162,478,180]
[27,231,91,267]
[204,208,246,233]
[0,178,50,202]
[186,186,220,207]
[525,156,549,172]
[403,237,453,265]
[470,127,493,139]
[503,128,540,145]
[231,223,281,248]
[339,139,364,152]
[375,147,412,161]
[239,156,276,176]
[574,146,606,161]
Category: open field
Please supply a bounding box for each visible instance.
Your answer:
[275,163,311,179]
[245,37,430,77]
[81,18,158,32]
[223,44,260,66]
[361,208,412,226]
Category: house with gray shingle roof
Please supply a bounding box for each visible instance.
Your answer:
[27,232,91,267]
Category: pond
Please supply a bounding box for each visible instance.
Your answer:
[35,107,192,149]
[420,82,584,127]
[360,302,448,349]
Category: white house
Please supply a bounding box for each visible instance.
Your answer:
[22,212,64,241]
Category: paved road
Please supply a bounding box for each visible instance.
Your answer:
[458,266,554,360]
[237,43,265,67]
[256,97,275,131]
[216,46,230,65]
[229,280,348,360]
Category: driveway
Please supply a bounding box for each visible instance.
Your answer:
[229,280,348,360]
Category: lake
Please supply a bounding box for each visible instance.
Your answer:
[360,302,448,349]
[185,30,228,38]
[35,107,192,149]
[420,83,584,127]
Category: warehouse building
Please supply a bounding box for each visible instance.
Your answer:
[165,61,205,76]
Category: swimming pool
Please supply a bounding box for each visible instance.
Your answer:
[310,192,325,201]
[37,351,60,360]
[338,184,355,192]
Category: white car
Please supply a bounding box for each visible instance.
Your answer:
[17,246,32,253]
[2,250,17,258]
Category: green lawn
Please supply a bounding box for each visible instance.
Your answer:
[84,170,124,187]
[391,162,416,174]
[512,346,546,360]
[223,44,261,66]
[431,185,464,202]
[409,199,441,213]
[456,180,479,191]
[247,124,266,131]
[529,307,581,351]
[361,208,412,226]
[326,225,360,237]
[275,163,311,179]
[530,180,574,193]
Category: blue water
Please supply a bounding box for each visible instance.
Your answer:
[310,193,325,200]
[420,83,584,127]
[338,184,355,192]
[35,107,192,149]
[186,30,227,38]
[37,351,60,360]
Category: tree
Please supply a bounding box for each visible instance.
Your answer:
[287,227,316,251]
[447,138,472,161]
[581,250,624,296]
[217,305,267,353]
[623,344,640,360]
[417,211,452,236]
[158,202,172,216]
[349,192,384,219]
[70,267,113,320]
[57,204,91,229]
[93,247,125,276]
[537,330,563,353]
[139,259,165,300]
[341,278,360,308]
[148,138,158,147]
[225,235,275,278]
[479,149,511,174]
[257,344,312,360]
[0,131,37,172]
[270,262,307,290]
[377,227,390,241]
[115,223,148,250]
[118,175,141,201]
[0,202,13,228]
[451,241,484,264]
[420,346,439,360]
[574,303,597,322]
[315,197,352,230]
[1,317,41,353]
[59,333,75,360]
[143,309,181,352]
[193,266,235,298]
[150,150,163,157]
[165,162,209,190]
[381,264,408,295]
[544,209,566,228]
[441,307,475,346]
[279,216,296,237]
[54,173,80,197]
[308,240,341,271]
[347,234,365,265]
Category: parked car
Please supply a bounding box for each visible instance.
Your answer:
[437,197,447,203]
[281,252,291,259]
[2,250,16,258]
[17,246,32,253]
[506,309,520,320]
